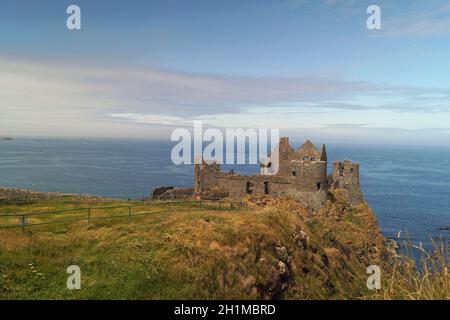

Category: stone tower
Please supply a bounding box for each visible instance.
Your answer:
[330,160,363,205]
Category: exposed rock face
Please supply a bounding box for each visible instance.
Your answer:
[152,186,174,198]
[152,187,194,200]
[275,245,289,261]
[385,239,400,258]
[207,195,386,300]
[194,137,363,211]
[293,229,309,249]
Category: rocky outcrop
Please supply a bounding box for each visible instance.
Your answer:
[152,187,194,200]
[206,194,387,299]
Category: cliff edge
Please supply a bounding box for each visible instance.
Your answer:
[0,190,389,299]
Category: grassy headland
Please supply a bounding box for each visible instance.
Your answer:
[0,193,448,300]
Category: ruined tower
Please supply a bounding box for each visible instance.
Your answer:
[330,160,363,205]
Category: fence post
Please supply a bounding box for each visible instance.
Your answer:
[168,202,171,211]
[199,200,202,211]
[87,208,91,224]
[20,215,27,234]
[128,206,131,222]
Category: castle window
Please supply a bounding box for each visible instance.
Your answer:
[311,157,316,161]
[316,182,321,190]
[246,182,254,194]
[292,171,296,176]
[303,156,309,161]
[264,182,269,195]
[350,168,354,173]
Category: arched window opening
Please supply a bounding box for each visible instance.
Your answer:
[264,182,269,195]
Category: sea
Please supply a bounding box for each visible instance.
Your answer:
[0,138,449,251]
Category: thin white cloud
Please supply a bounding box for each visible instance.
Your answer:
[379,2,450,37]
[0,55,375,136]
[325,123,369,128]
[1,55,450,139]
[285,0,450,38]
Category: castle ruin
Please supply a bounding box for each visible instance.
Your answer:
[194,137,363,210]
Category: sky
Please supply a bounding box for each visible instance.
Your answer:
[1,0,450,145]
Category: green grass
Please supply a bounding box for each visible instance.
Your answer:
[0,198,448,300]
[343,212,362,226]
[0,200,224,228]
[0,200,254,299]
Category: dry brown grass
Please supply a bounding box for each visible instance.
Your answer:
[370,239,449,300]
[1,198,448,300]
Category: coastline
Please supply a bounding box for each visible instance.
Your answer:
[0,186,115,203]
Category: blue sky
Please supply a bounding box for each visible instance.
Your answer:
[1,0,450,144]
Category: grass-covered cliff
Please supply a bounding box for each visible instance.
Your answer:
[0,193,448,299]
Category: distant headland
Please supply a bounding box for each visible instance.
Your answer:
[0,136,13,141]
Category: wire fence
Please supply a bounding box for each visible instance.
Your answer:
[0,194,224,206]
[0,199,241,231]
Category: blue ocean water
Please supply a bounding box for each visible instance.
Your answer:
[0,138,449,248]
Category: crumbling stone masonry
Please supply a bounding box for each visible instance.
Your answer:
[329,160,364,206]
[194,137,363,210]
